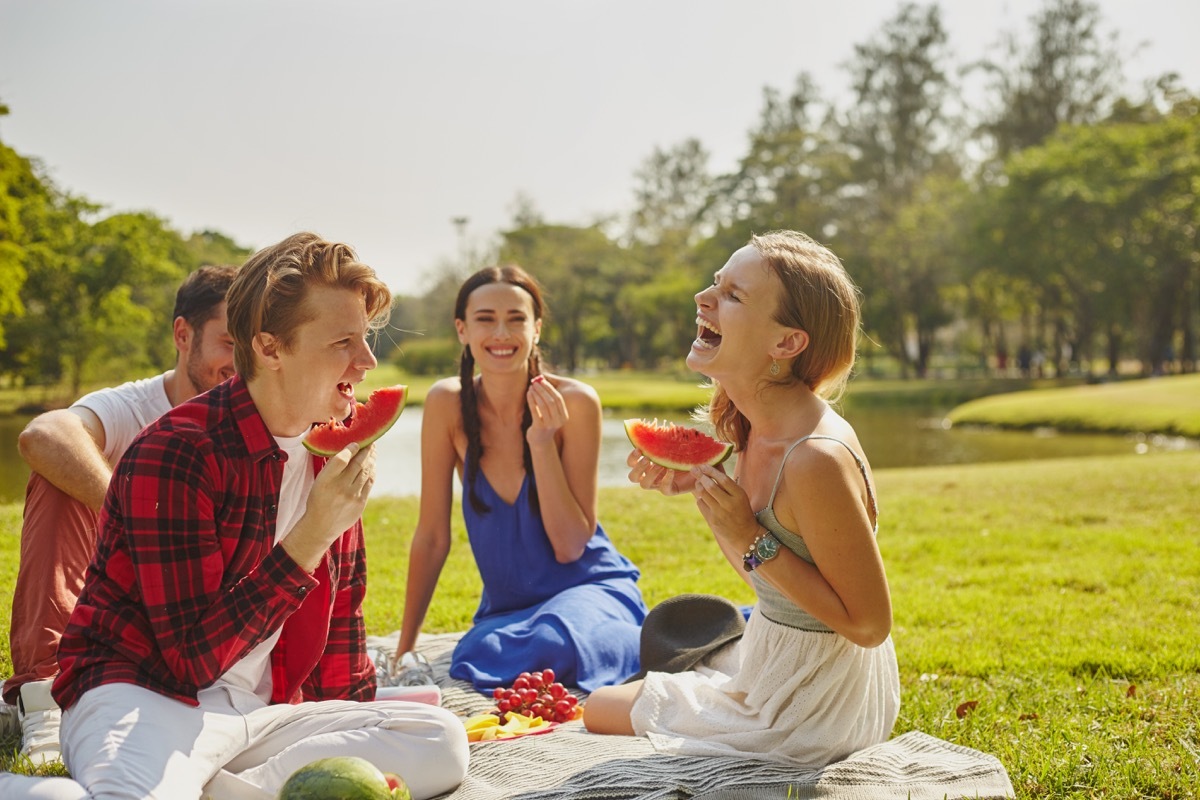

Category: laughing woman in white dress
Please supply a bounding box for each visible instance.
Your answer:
[584,230,900,767]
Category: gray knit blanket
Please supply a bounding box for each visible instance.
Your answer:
[367,633,1015,800]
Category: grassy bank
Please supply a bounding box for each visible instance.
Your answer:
[1,368,713,416]
[297,368,1102,415]
[360,366,714,412]
[947,373,1200,439]
[3,451,1198,796]
[4,367,1072,418]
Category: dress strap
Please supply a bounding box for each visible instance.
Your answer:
[765,435,878,525]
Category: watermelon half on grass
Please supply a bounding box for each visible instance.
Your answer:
[624,418,733,471]
[303,385,408,457]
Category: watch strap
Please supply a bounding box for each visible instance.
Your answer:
[742,529,781,572]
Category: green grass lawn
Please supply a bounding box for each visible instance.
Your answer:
[4,451,1197,796]
[947,373,1200,439]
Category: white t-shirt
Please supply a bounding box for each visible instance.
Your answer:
[215,431,315,702]
[74,374,173,464]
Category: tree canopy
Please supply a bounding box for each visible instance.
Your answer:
[383,0,1196,380]
[0,134,251,392]
[3,0,1197,387]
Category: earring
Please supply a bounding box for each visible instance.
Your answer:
[769,359,781,376]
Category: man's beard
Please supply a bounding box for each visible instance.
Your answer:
[187,339,220,396]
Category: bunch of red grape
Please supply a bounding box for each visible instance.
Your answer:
[490,668,582,723]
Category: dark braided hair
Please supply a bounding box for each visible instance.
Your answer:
[455,265,546,516]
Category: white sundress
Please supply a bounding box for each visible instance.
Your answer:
[629,435,901,767]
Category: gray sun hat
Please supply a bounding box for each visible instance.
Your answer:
[626,594,746,683]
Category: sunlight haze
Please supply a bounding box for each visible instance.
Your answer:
[2,0,1197,294]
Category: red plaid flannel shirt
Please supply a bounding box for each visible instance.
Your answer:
[53,375,376,710]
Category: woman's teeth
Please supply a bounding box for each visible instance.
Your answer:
[694,317,722,350]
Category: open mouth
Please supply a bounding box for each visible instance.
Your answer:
[486,346,518,358]
[338,382,355,399]
[694,317,722,350]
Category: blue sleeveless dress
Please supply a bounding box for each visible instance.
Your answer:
[449,463,647,692]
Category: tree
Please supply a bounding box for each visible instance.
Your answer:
[866,172,971,377]
[498,223,624,371]
[710,75,843,238]
[971,0,1124,163]
[0,141,32,350]
[627,138,714,249]
[0,141,98,386]
[179,228,253,270]
[620,139,721,367]
[958,183,1043,373]
[990,101,1200,376]
[841,3,957,200]
[834,2,962,376]
[63,214,188,393]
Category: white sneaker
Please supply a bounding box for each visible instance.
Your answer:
[17,679,62,766]
[1,701,19,740]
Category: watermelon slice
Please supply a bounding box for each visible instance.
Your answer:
[624,418,733,471]
[303,385,408,456]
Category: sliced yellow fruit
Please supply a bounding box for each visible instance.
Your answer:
[465,710,554,741]
[463,714,500,732]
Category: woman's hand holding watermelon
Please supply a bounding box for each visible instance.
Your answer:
[689,463,757,552]
[624,418,733,497]
[625,449,699,496]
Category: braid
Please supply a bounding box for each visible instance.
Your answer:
[452,264,550,517]
[523,350,543,516]
[460,347,490,514]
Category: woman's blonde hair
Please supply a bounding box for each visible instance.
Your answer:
[706,230,862,450]
[227,232,392,380]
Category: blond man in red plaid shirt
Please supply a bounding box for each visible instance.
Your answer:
[4,233,468,800]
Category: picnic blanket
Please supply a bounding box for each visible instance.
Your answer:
[368,632,1015,800]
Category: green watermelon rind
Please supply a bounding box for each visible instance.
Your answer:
[303,385,408,457]
[277,755,396,800]
[624,418,733,471]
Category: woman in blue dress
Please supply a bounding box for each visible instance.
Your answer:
[395,265,647,693]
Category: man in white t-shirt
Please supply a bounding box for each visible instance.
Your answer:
[2,265,238,765]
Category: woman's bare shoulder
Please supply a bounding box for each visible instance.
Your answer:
[545,374,601,406]
[425,376,463,400]
[775,427,873,523]
[422,378,465,421]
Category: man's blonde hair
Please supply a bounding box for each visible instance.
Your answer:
[226,232,392,380]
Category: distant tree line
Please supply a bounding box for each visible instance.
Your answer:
[0,122,252,394]
[390,0,1198,380]
[2,0,1197,391]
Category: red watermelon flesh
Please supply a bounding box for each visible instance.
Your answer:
[303,385,408,456]
[624,418,733,471]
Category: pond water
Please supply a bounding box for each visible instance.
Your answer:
[1,404,1194,504]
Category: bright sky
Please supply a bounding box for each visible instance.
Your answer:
[2,0,1197,295]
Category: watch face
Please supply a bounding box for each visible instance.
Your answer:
[755,533,780,561]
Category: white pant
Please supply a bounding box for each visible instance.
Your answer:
[57,682,469,800]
